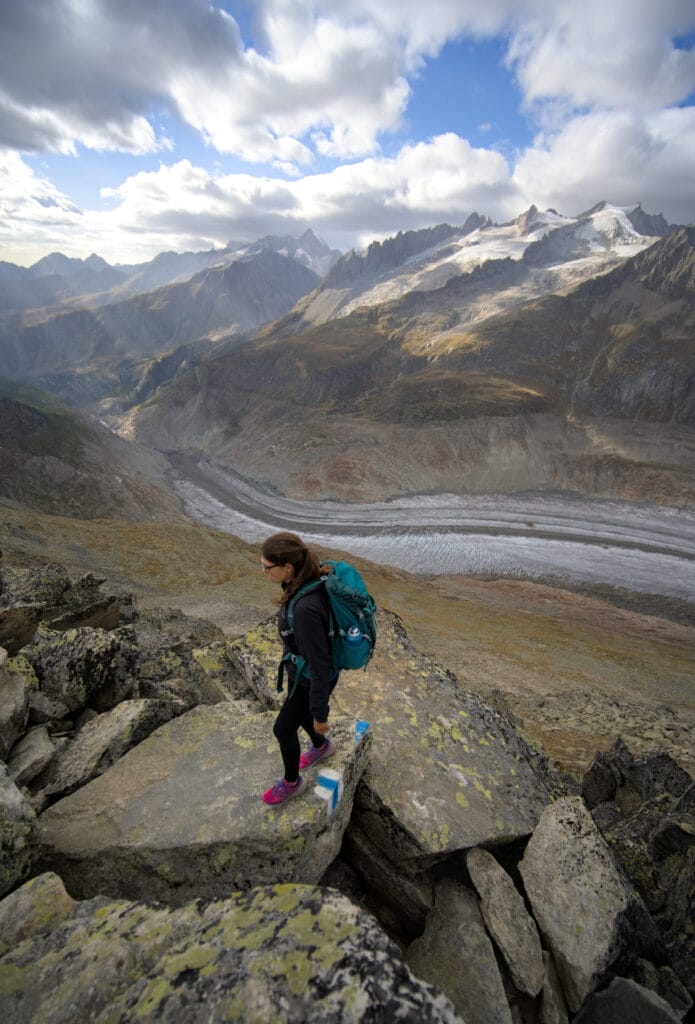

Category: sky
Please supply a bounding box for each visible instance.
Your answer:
[1,0,694,267]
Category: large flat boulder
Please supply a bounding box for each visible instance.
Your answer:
[0,873,464,1024]
[38,704,370,904]
[232,610,552,871]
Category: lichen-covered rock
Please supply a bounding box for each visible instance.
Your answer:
[0,764,37,898]
[38,705,370,905]
[233,611,552,875]
[134,610,249,706]
[0,654,36,759]
[406,878,512,1024]
[0,877,465,1023]
[585,743,695,995]
[519,796,657,1013]
[573,976,681,1024]
[7,726,56,787]
[0,564,128,636]
[34,699,180,804]
[0,604,42,657]
[0,564,72,610]
[466,846,545,997]
[23,623,138,713]
[0,871,75,953]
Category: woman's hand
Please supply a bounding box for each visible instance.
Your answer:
[314,719,330,734]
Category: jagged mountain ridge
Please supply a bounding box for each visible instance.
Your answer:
[0,228,339,313]
[291,202,666,332]
[125,223,695,504]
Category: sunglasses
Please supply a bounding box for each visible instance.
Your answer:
[261,561,279,573]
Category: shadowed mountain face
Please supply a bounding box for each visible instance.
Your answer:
[0,379,182,520]
[125,225,695,504]
[1,207,693,506]
[0,250,322,405]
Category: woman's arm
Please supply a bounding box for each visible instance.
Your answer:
[293,590,333,723]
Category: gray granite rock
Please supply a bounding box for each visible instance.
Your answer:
[7,726,56,787]
[0,875,465,1023]
[520,796,656,1013]
[0,764,37,898]
[573,977,681,1024]
[467,846,545,997]
[35,699,180,803]
[0,653,36,759]
[539,951,569,1024]
[406,879,513,1024]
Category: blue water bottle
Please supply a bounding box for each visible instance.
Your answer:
[346,625,362,645]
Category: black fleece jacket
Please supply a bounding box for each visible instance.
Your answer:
[278,584,334,722]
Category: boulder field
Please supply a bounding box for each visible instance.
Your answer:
[1,562,693,1022]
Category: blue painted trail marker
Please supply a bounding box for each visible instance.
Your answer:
[314,768,342,816]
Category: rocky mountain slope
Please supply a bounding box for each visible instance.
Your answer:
[0,379,182,520]
[0,249,322,406]
[125,222,695,505]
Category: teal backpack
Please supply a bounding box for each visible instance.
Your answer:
[277,560,377,696]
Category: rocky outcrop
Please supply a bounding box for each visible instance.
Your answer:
[1,559,693,1021]
[323,222,468,289]
[24,624,139,713]
[0,873,463,1024]
[584,740,695,998]
[519,796,658,1012]
[232,610,553,910]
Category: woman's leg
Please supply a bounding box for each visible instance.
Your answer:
[273,685,313,781]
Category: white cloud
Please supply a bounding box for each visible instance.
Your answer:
[507,0,695,114]
[514,107,695,223]
[2,136,522,265]
[0,1,694,263]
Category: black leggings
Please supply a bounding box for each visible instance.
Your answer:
[273,680,336,782]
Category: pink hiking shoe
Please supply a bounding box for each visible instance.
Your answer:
[261,776,306,806]
[299,737,336,771]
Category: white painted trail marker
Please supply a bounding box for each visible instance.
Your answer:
[314,768,343,816]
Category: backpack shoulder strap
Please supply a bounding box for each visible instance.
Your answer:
[284,578,325,633]
[276,577,327,694]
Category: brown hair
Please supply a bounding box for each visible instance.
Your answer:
[261,531,328,605]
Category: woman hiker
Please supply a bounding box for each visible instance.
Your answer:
[260,531,338,805]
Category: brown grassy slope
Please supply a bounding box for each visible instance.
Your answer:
[2,502,693,777]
